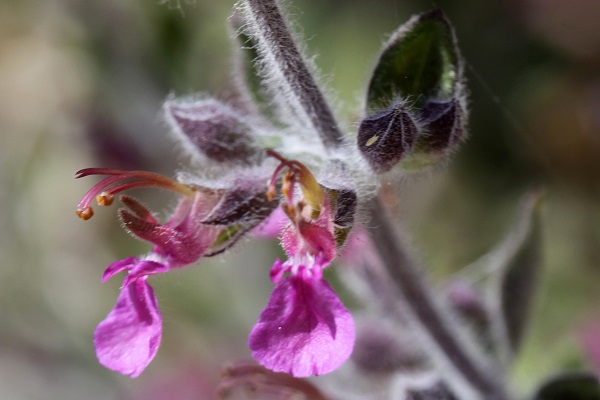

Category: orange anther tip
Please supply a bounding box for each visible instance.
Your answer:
[76,207,94,220]
[96,192,114,206]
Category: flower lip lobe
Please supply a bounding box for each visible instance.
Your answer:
[94,278,162,378]
[250,157,355,377]
[248,272,355,377]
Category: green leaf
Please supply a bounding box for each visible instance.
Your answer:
[366,9,462,111]
[533,372,600,400]
[471,190,544,365]
[498,191,543,354]
[453,191,544,366]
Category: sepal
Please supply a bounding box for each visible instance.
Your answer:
[201,178,278,225]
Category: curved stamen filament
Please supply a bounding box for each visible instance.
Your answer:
[267,162,287,201]
[76,168,196,220]
[266,150,303,203]
[76,169,194,193]
[78,175,125,210]
[266,150,323,220]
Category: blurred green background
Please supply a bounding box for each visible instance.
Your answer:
[1,0,600,398]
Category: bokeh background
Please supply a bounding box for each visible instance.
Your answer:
[1,0,600,398]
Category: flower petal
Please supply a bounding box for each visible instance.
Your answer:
[123,260,170,287]
[248,274,355,377]
[102,257,138,282]
[94,279,162,378]
[269,259,286,283]
[119,206,218,266]
[280,221,336,262]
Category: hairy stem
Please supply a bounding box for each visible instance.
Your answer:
[244,0,344,148]
[367,196,508,400]
[246,1,508,397]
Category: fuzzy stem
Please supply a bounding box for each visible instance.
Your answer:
[246,1,509,397]
[367,196,508,400]
[244,0,344,148]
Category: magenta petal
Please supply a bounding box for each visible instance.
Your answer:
[94,279,162,378]
[297,221,336,261]
[269,259,286,283]
[280,221,335,262]
[102,257,138,282]
[123,260,170,287]
[248,275,355,377]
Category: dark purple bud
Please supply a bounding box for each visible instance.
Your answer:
[418,98,464,153]
[357,103,419,173]
[165,99,261,165]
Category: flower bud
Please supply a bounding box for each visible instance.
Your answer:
[165,99,261,165]
[357,103,419,173]
[419,98,464,152]
[400,97,465,169]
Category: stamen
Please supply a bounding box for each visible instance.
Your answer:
[75,168,196,220]
[282,170,295,204]
[267,161,286,201]
[265,150,323,221]
[78,175,125,211]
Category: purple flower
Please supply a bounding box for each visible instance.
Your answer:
[249,156,355,377]
[94,274,161,378]
[77,168,222,377]
[77,153,356,379]
[249,255,355,377]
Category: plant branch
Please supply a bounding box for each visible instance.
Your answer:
[367,195,508,400]
[243,0,344,148]
[244,1,509,397]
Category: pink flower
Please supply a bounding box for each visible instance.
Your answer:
[249,156,355,377]
[94,275,161,378]
[77,169,221,377]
